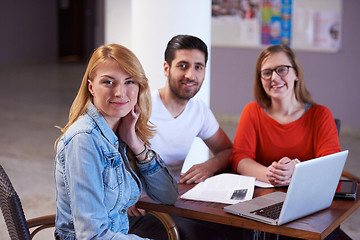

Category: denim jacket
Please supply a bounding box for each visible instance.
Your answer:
[54,102,178,240]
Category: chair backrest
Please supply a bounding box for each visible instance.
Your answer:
[335,118,341,135]
[0,164,32,240]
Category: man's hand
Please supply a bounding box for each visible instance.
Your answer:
[179,128,232,184]
[127,205,146,217]
[179,161,215,184]
[266,157,297,186]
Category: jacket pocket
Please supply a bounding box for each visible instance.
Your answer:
[103,152,123,190]
[103,152,124,211]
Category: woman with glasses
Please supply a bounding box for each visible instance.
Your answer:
[230,44,341,187]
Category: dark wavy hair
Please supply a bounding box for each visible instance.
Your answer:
[164,35,208,66]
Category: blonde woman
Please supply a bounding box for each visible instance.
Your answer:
[54,44,178,240]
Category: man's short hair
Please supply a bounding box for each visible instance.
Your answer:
[164,35,208,66]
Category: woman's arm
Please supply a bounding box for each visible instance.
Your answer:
[266,157,297,186]
[118,105,148,160]
[236,157,269,183]
[119,105,178,204]
[236,157,297,186]
[313,106,341,157]
[136,151,179,205]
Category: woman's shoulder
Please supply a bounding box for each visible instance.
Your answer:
[238,102,265,125]
[307,104,335,122]
[242,101,263,115]
[56,115,98,152]
[63,115,96,140]
[243,101,260,110]
[308,104,333,115]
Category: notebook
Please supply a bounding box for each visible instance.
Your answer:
[224,150,349,225]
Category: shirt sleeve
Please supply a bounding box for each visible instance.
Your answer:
[196,98,220,140]
[136,151,178,205]
[230,102,258,170]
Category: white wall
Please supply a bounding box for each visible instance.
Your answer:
[105,0,213,167]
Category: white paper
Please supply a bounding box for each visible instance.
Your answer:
[255,180,274,188]
[313,10,340,49]
[293,8,315,48]
[180,173,255,204]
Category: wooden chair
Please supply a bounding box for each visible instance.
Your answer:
[0,164,55,239]
[148,211,180,240]
[335,119,360,183]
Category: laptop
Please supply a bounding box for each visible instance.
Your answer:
[224,150,349,225]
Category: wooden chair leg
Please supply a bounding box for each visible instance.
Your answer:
[148,211,180,240]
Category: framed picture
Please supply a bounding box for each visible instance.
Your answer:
[211,0,342,52]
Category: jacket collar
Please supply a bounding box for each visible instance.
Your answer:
[86,102,118,146]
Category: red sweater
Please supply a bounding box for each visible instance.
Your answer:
[230,102,341,170]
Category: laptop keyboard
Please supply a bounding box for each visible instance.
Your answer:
[251,202,284,220]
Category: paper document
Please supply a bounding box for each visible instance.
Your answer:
[181,173,255,204]
[255,180,274,188]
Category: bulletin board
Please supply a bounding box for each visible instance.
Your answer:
[211,0,342,52]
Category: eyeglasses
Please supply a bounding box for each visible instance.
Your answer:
[260,65,293,80]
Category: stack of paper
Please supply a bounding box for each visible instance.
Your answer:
[181,173,256,204]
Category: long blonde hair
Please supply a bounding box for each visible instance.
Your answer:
[254,44,315,108]
[55,44,154,148]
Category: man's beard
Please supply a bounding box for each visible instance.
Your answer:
[168,72,201,101]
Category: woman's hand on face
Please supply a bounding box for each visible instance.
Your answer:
[266,157,296,186]
[118,104,140,147]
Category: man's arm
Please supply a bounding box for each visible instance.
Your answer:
[179,127,233,184]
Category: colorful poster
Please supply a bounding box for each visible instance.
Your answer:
[261,0,271,45]
[211,0,261,47]
[261,0,292,46]
[212,0,341,51]
[281,0,292,45]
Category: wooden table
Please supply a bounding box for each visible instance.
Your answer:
[136,183,360,240]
